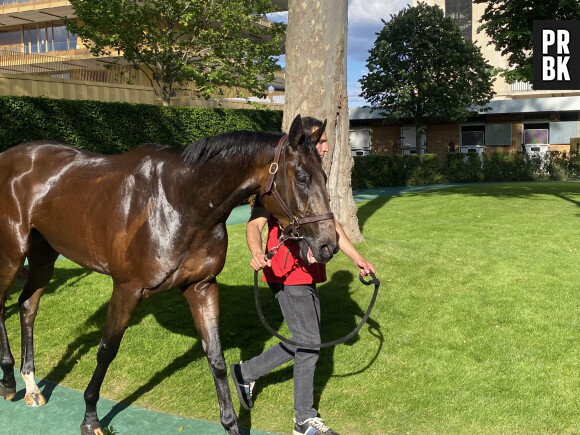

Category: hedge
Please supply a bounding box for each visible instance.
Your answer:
[0,96,283,154]
[352,151,580,189]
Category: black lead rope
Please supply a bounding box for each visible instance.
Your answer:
[253,268,380,349]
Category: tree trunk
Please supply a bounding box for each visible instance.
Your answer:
[283,0,363,242]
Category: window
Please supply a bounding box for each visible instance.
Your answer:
[550,121,579,144]
[445,0,472,41]
[23,22,79,53]
[460,125,484,146]
[523,123,549,145]
[485,124,512,146]
[0,30,21,51]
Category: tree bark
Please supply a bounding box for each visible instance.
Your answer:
[283,0,363,242]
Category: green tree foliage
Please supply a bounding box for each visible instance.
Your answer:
[65,0,285,105]
[474,0,580,83]
[360,2,495,152]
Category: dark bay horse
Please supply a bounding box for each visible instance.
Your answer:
[0,114,337,435]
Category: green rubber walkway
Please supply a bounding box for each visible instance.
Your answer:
[0,369,282,435]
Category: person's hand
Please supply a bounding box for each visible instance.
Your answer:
[250,252,271,271]
[355,256,376,277]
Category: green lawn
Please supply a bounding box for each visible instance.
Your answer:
[5,181,580,434]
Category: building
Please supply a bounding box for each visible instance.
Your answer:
[0,0,286,108]
[352,0,580,159]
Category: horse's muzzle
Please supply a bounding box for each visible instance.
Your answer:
[303,241,336,264]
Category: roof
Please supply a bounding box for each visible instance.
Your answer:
[349,95,580,120]
[483,96,580,114]
[349,106,384,120]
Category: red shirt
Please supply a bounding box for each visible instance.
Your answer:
[262,215,327,285]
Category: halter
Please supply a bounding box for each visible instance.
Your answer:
[255,134,381,349]
[260,134,335,245]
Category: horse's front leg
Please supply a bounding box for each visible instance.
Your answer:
[183,278,240,435]
[80,284,139,435]
[0,260,23,401]
[0,298,16,401]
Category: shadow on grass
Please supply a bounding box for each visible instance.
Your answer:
[5,265,92,319]
[355,181,580,228]
[398,181,580,202]
[28,265,382,432]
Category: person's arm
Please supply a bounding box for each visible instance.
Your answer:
[246,204,271,271]
[335,220,376,276]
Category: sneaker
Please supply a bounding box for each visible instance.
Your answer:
[229,362,254,410]
[293,417,340,435]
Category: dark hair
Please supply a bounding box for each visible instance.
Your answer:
[301,116,325,134]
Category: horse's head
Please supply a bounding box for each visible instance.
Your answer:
[260,114,337,265]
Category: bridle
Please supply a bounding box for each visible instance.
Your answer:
[254,133,381,349]
[260,134,335,249]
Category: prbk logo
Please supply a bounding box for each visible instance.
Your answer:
[533,20,580,90]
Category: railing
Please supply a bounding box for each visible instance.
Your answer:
[0,49,147,86]
[0,0,67,6]
[1,49,68,70]
[511,81,533,92]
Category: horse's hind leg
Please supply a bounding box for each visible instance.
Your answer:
[81,283,139,435]
[183,279,240,435]
[19,231,59,407]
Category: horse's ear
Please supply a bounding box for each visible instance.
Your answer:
[310,119,327,144]
[288,114,305,148]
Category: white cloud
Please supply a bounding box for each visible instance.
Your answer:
[347,0,408,105]
[348,0,407,24]
[348,0,408,62]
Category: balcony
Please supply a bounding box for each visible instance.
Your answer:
[0,1,74,27]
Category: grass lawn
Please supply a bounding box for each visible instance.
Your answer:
[4,181,580,434]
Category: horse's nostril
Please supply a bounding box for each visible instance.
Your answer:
[320,244,334,261]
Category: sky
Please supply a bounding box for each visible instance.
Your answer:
[346,0,408,106]
[268,0,409,107]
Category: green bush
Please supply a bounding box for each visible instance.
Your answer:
[445,153,484,183]
[407,153,446,185]
[352,153,444,189]
[353,151,580,189]
[0,96,283,153]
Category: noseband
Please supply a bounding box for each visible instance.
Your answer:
[261,135,334,243]
[255,134,381,349]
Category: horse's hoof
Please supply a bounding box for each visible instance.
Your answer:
[80,422,103,435]
[0,384,16,401]
[24,391,46,407]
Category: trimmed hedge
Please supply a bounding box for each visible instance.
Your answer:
[352,151,580,189]
[0,96,283,154]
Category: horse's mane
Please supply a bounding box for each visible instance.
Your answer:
[182,130,284,165]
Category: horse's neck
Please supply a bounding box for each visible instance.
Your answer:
[184,151,271,223]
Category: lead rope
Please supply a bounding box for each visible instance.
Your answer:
[253,245,380,349]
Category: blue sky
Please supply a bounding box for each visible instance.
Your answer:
[268,0,408,107]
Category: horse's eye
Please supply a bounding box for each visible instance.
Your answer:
[296,172,310,188]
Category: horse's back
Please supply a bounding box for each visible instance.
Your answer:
[0,141,191,277]
[0,141,94,181]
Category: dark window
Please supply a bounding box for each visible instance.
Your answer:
[446,0,472,41]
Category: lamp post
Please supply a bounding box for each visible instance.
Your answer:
[268,85,275,103]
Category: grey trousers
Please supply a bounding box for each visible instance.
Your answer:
[240,282,321,422]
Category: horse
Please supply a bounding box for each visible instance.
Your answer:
[0,114,337,435]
